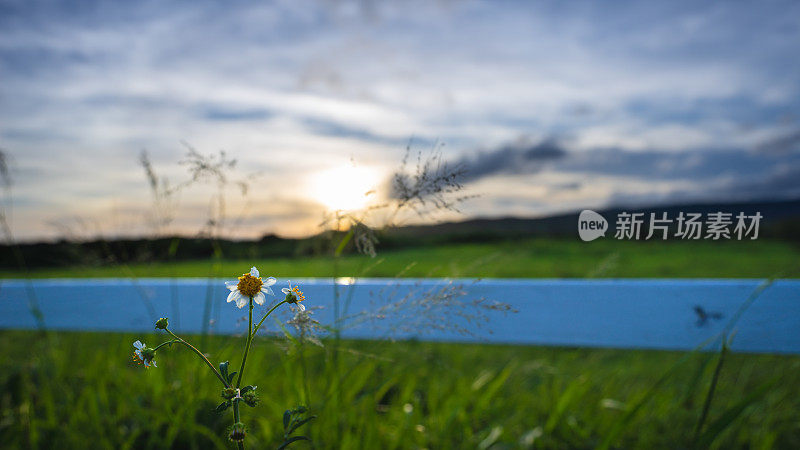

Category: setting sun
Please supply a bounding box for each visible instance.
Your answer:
[308,165,383,212]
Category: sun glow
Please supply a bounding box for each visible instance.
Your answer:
[308,165,382,212]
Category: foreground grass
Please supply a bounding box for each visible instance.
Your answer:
[2,238,798,279]
[0,330,798,449]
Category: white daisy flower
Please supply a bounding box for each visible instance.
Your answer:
[132,340,157,368]
[281,281,306,312]
[225,266,276,308]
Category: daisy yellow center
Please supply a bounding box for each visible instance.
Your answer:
[237,274,263,297]
[133,352,145,366]
[292,287,305,303]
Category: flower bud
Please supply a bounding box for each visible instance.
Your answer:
[141,347,156,362]
[243,390,260,407]
[155,317,169,330]
[228,422,247,442]
[222,387,238,400]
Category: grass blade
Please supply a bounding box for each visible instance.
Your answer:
[695,378,778,449]
[692,336,729,442]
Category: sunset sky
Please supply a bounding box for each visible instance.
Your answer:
[1,0,799,241]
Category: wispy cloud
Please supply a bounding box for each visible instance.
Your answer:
[1,0,799,240]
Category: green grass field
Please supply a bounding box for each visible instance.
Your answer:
[2,238,798,279]
[1,330,798,449]
[1,239,798,448]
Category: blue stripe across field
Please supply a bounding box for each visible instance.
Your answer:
[0,278,797,354]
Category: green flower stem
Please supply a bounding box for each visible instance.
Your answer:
[229,297,287,450]
[237,299,288,388]
[164,328,229,388]
[236,299,289,388]
[235,297,255,388]
[230,297,256,450]
[153,339,181,351]
[233,402,244,450]
[251,300,288,336]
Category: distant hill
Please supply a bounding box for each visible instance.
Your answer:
[386,197,800,240]
[2,197,799,269]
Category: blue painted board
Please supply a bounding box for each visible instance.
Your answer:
[0,279,797,354]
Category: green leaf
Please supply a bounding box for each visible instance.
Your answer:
[214,401,231,413]
[167,238,180,258]
[287,415,317,436]
[283,410,291,430]
[694,378,777,448]
[276,321,300,347]
[334,230,354,257]
[241,385,256,394]
[598,353,693,450]
[599,280,774,450]
[219,361,229,380]
[681,350,717,408]
[475,362,516,412]
[545,377,586,433]
[692,337,730,442]
[227,371,237,384]
[277,436,311,450]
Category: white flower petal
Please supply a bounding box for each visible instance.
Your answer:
[227,291,241,304]
[134,349,142,358]
[263,277,276,286]
[261,285,274,296]
[250,266,259,277]
[143,359,150,367]
[151,360,157,368]
[236,295,248,309]
[133,340,144,349]
[281,287,290,294]
[297,303,306,312]
[253,292,266,305]
[225,280,238,291]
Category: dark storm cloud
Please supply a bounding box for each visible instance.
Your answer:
[449,137,800,205]
[449,137,800,186]
[455,139,567,182]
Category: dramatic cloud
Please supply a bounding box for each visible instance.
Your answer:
[454,139,566,182]
[446,136,800,211]
[1,0,799,240]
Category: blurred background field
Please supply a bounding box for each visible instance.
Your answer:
[2,237,798,279]
[2,330,798,449]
